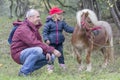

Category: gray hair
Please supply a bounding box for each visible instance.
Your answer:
[25,9,38,18]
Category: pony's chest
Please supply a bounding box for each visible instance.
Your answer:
[72,32,88,49]
[73,41,87,49]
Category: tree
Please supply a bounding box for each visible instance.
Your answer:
[56,0,77,11]
[109,0,120,30]
[80,0,101,20]
[9,0,29,18]
[9,0,13,18]
[43,0,51,12]
[15,0,29,18]
[6,0,120,31]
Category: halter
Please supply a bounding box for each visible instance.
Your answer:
[81,13,101,38]
[81,13,101,30]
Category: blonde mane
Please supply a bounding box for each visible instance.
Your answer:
[76,9,98,28]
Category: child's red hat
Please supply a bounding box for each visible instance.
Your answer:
[49,7,64,15]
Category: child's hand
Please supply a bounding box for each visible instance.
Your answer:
[53,49,61,57]
[46,40,50,45]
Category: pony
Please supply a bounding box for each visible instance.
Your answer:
[71,9,114,72]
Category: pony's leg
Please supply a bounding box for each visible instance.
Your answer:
[108,47,114,63]
[73,48,83,71]
[107,42,114,63]
[86,42,93,72]
[101,47,108,68]
[102,46,114,68]
[86,49,92,72]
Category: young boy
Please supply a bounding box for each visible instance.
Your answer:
[42,7,74,72]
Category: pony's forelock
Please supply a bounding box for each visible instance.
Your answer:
[76,11,82,28]
[76,9,98,28]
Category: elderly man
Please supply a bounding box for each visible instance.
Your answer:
[10,9,61,76]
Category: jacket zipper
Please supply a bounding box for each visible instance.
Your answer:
[56,21,58,44]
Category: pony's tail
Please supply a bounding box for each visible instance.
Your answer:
[100,21,114,63]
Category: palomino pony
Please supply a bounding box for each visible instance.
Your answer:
[71,9,114,72]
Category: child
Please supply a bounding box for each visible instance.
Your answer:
[42,7,74,72]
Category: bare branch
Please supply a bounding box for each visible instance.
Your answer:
[9,0,13,18]
[43,0,49,12]
[56,0,77,11]
[46,0,52,9]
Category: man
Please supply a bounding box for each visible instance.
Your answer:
[10,9,61,76]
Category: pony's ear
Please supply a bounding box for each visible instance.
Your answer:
[85,11,89,17]
[81,12,85,17]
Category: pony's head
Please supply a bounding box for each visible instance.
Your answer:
[76,9,98,29]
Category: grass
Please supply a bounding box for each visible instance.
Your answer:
[0,16,120,80]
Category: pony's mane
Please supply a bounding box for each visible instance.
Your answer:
[76,9,98,28]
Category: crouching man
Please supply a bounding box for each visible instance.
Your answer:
[10,9,61,76]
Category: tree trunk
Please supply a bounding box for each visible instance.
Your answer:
[77,0,83,10]
[114,1,120,18]
[81,0,101,20]
[46,0,52,9]
[93,0,101,20]
[109,0,120,30]
[15,0,29,18]
[43,0,49,12]
[9,0,13,18]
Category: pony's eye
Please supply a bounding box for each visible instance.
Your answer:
[88,20,92,23]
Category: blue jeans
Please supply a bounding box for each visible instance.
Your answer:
[20,47,55,75]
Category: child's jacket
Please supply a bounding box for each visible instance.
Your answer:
[42,17,74,44]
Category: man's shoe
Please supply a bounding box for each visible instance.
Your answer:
[47,65,54,74]
[18,71,28,77]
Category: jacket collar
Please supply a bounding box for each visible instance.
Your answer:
[13,20,24,26]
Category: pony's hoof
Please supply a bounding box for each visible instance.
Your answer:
[86,68,92,72]
[78,67,83,71]
[86,63,92,72]
[78,66,84,71]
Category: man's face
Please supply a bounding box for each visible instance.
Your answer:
[30,11,41,25]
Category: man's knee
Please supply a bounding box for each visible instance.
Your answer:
[32,47,43,56]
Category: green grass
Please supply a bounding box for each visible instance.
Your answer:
[0,16,120,80]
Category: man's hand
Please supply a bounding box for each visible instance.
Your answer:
[46,53,51,62]
[46,40,50,45]
[53,49,61,57]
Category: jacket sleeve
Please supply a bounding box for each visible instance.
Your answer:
[17,28,54,53]
[42,23,50,42]
[63,21,74,33]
